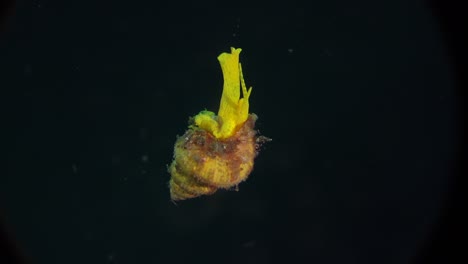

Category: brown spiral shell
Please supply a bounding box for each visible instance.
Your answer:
[168,114,261,201]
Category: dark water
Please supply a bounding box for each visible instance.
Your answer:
[0,1,459,264]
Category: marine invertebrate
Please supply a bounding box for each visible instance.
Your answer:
[168,47,269,201]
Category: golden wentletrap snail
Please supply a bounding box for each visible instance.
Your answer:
[168,47,270,201]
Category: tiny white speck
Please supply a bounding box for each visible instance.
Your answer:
[288,48,294,53]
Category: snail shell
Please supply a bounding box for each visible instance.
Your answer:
[168,114,259,201]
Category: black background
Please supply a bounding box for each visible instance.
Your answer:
[0,0,465,264]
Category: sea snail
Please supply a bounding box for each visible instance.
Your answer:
[168,47,270,201]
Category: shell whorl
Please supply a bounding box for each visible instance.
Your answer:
[168,114,258,201]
